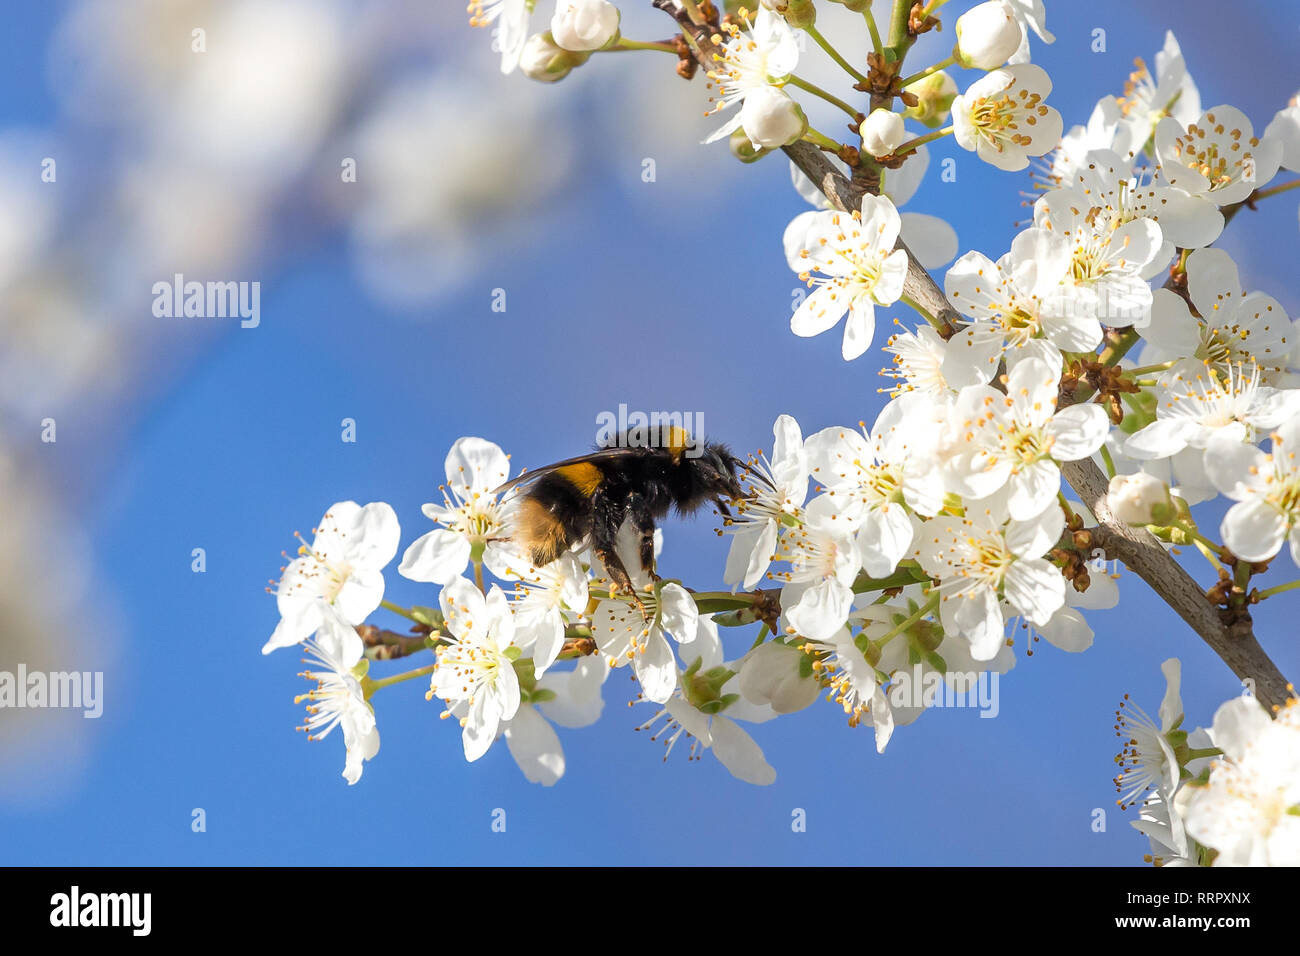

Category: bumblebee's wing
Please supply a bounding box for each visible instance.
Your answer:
[491,446,649,496]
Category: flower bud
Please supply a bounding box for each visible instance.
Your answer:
[859,108,905,158]
[903,70,958,128]
[761,0,817,30]
[1106,472,1175,526]
[740,86,807,149]
[551,0,620,53]
[821,0,871,11]
[953,1,1023,70]
[730,127,770,163]
[738,642,819,715]
[520,32,589,82]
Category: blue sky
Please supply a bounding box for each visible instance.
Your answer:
[1,1,1297,865]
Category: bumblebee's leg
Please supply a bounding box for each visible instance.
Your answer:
[590,490,649,620]
[625,491,660,589]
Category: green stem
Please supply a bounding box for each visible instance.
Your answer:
[922,0,951,14]
[1231,559,1254,610]
[1099,330,1140,367]
[749,623,772,650]
[863,9,884,58]
[611,38,678,53]
[473,559,486,595]
[803,126,845,151]
[1099,444,1117,480]
[893,125,953,157]
[805,23,869,83]
[363,663,436,697]
[878,591,940,645]
[1124,361,1177,377]
[887,0,913,52]
[901,292,942,332]
[1256,578,1300,601]
[786,74,861,120]
[1192,538,1225,574]
[898,54,957,89]
[380,600,421,623]
[1184,746,1223,761]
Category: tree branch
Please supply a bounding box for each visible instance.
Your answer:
[1064,458,1291,709]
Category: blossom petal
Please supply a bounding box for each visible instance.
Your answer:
[504,706,565,786]
[791,283,849,339]
[399,529,471,585]
[709,715,776,785]
[1221,497,1289,563]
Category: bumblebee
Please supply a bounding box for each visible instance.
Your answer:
[493,428,755,609]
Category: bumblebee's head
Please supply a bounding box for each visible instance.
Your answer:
[693,441,746,502]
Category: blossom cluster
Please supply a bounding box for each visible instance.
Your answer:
[1118,661,1300,866]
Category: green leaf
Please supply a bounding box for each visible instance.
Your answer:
[713,607,761,627]
[411,606,442,627]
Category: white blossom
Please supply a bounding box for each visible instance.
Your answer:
[954,1,1024,71]
[882,324,996,398]
[1141,248,1292,381]
[860,108,906,158]
[951,64,1063,171]
[469,0,532,74]
[399,437,515,587]
[915,500,1065,660]
[941,357,1109,520]
[430,576,520,762]
[1106,472,1174,527]
[1114,31,1201,154]
[1113,658,1184,810]
[703,6,799,145]
[739,85,806,149]
[551,0,619,52]
[724,414,808,590]
[945,226,1102,358]
[265,500,400,654]
[295,605,380,786]
[804,392,947,577]
[1183,696,1300,866]
[783,194,909,360]
[491,549,590,676]
[773,514,861,642]
[1153,105,1283,247]
[1124,360,1300,461]
[1206,415,1300,565]
[1031,183,1166,329]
